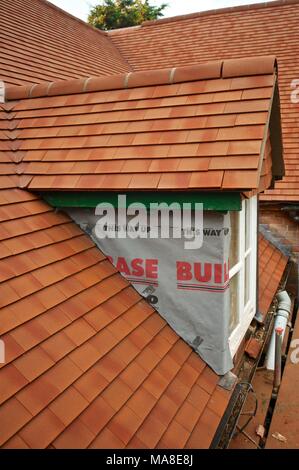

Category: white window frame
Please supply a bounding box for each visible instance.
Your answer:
[229,195,257,356]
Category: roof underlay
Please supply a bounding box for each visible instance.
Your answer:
[108,0,299,201]
[2,56,283,193]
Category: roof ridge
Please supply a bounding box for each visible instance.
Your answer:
[139,0,299,28]
[4,56,277,101]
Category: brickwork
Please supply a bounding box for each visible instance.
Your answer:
[260,204,299,255]
[260,203,299,296]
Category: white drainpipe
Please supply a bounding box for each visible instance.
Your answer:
[265,290,291,370]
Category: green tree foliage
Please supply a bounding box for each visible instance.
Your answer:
[88,0,167,30]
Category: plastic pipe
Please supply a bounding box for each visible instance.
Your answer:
[265,291,291,370]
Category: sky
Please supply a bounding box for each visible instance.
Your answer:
[48,0,276,22]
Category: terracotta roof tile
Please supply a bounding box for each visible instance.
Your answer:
[80,396,115,436]
[149,394,177,427]
[185,407,221,449]
[129,173,161,189]
[158,420,191,449]
[2,435,30,449]
[175,401,202,434]
[73,369,109,404]
[129,327,153,350]
[156,354,181,383]
[14,347,55,382]
[164,379,190,408]
[135,414,168,448]
[186,383,210,413]
[52,419,95,449]
[15,375,59,416]
[96,355,126,384]
[127,386,156,420]
[108,406,145,445]
[120,362,148,391]
[0,334,24,366]
[143,370,169,400]
[222,170,259,189]
[0,364,28,404]
[158,172,192,189]
[189,170,224,189]
[19,408,65,449]
[69,342,103,373]
[177,363,199,388]
[89,427,125,449]
[0,398,32,446]
[101,378,133,412]
[43,357,82,393]
[197,365,219,395]
[207,386,231,417]
[40,332,76,362]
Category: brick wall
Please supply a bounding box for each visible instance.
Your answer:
[260,203,299,255]
[260,202,298,296]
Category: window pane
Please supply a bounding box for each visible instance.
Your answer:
[245,199,251,251]
[229,210,239,268]
[229,273,239,334]
[244,254,250,306]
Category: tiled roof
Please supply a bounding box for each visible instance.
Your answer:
[3,57,283,192]
[0,2,290,450]
[0,185,232,448]
[0,0,131,87]
[258,233,288,319]
[0,101,233,449]
[108,0,299,201]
